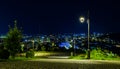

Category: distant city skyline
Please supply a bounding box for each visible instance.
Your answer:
[0,0,119,34]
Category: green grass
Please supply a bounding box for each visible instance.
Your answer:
[69,54,120,60]
[20,51,69,57]
[69,48,120,60]
[0,56,42,62]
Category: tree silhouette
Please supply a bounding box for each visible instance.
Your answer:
[4,20,22,58]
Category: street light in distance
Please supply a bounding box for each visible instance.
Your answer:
[79,11,90,59]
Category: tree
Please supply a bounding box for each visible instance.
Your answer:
[4,20,22,58]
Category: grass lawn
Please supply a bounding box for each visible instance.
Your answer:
[69,54,120,60]
[0,56,44,62]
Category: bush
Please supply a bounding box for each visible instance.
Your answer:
[88,48,119,60]
[41,46,46,51]
[90,48,105,60]
[0,49,10,59]
[26,49,35,58]
[106,51,118,58]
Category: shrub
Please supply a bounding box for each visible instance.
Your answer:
[87,48,119,60]
[0,49,10,59]
[41,46,46,51]
[106,51,118,58]
[26,49,35,58]
[90,48,105,60]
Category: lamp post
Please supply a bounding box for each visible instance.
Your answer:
[79,11,90,59]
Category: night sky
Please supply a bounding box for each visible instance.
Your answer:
[0,0,119,35]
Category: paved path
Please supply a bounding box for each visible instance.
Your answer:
[30,58,120,64]
[0,58,120,69]
[47,56,69,59]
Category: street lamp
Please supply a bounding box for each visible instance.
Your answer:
[79,16,85,23]
[79,12,90,59]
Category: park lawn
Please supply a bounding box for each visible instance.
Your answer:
[69,54,120,60]
[0,56,43,62]
[19,51,69,57]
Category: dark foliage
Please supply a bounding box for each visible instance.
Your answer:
[0,49,10,59]
[26,49,35,58]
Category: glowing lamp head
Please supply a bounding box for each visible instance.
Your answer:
[79,17,85,23]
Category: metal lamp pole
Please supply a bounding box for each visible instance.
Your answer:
[87,11,90,59]
[79,11,90,59]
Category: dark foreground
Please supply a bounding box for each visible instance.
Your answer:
[0,59,120,69]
